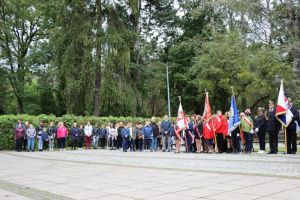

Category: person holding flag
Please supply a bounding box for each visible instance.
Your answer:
[267,100,281,154]
[240,110,254,154]
[203,91,218,152]
[275,80,295,154]
[228,91,241,154]
[286,98,299,154]
[175,97,187,153]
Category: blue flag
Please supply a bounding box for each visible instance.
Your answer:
[228,95,240,133]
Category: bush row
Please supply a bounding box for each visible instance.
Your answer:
[0,114,162,150]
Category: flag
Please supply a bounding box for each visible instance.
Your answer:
[203,92,212,121]
[228,95,240,133]
[177,102,187,130]
[275,80,293,127]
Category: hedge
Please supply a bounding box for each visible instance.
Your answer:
[0,114,162,150]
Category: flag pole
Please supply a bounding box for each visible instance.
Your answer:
[178,96,187,153]
[285,127,287,154]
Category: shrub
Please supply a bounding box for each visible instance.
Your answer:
[0,114,163,150]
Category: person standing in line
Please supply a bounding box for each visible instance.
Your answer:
[194,115,203,153]
[109,123,118,150]
[99,125,108,149]
[56,122,68,151]
[135,122,144,152]
[203,119,214,154]
[48,122,56,151]
[78,124,85,150]
[174,125,182,154]
[36,126,43,152]
[129,123,136,151]
[121,123,130,152]
[92,124,100,149]
[117,122,125,149]
[254,107,267,153]
[70,122,79,150]
[266,100,281,154]
[26,124,36,152]
[150,117,159,152]
[161,115,172,152]
[84,121,93,150]
[23,121,29,151]
[214,110,227,153]
[240,111,254,154]
[142,121,153,151]
[15,124,25,152]
[41,127,49,151]
[286,98,299,154]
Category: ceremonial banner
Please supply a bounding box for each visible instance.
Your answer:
[203,92,212,121]
[177,102,187,130]
[275,80,293,127]
[228,95,240,133]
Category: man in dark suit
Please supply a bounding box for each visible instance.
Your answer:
[286,98,299,154]
[266,100,281,154]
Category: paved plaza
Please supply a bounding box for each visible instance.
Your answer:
[0,150,300,200]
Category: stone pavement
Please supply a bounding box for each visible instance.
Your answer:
[0,150,300,200]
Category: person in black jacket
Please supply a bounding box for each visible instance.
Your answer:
[286,98,299,154]
[254,107,267,153]
[150,117,160,152]
[266,100,281,154]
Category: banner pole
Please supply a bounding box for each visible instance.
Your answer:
[285,127,287,154]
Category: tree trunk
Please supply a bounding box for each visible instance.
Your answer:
[93,0,102,116]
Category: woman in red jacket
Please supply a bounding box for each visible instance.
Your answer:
[203,119,214,153]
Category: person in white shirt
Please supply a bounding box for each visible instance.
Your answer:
[84,121,93,149]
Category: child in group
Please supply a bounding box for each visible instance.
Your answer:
[26,124,36,152]
[109,124,118,150]
[37,128,43,152]
[78,124,85,150]
[203,119,214,153]
[15,124,25,152]
[48,122,56,151]
[41,127,49,151]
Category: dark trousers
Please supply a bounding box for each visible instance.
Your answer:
[78,136,84,148]
[43,140,48,150]
[186,136,193,153]
[100,137,107,149]
[287,129,297,154]
[216,133,224,153]
[117,135,122,149]
[231,132,241,152]
[144,139,151,150]
[15,139,22,152]
[137,139,143,151]
[109,138,117,149]
[258,131,266,151]
[23,138,27,151]
[129,139,135,151]
[58,138,66,149]
[244,132,252,153]
[268,131,278,153]
[71,138,78,150]
[122,137,129,152]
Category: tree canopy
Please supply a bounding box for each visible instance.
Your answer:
[0,0,299,117]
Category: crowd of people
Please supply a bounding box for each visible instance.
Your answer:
[14,99,299,155]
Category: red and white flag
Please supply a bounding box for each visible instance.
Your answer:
[177,102,187,130]
[203,92,212,121]
[276,79,293,127]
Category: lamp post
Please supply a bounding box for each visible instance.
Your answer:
[275,74,282,92]
[166,63,171,118]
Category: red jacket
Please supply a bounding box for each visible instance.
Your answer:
[203,121,214,139]
[214,115,228,136]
